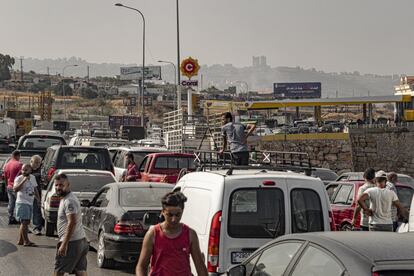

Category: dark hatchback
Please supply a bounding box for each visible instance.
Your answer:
[41,145,114,186]
[81,182,172,268]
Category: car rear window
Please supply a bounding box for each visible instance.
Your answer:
[378,271,414,276]
[228,188,285,239]
[396,186,414,209]
[312,170,338,181]
[154,157,195,169]
[119,187,171,207]
[291,188,324,233]
[398,176,414,186]
[65,174,114,192]
[58,148,111,170]
[20,137,64,149]
[132,152,156,167]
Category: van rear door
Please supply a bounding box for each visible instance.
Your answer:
[219,176,288,274]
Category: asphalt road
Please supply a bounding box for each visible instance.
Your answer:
[0,202,135,276]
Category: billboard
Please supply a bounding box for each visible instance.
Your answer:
[273,82,321,99]
[120,66,162,80]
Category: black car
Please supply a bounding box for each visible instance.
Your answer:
[16,131,66,157]
[228,232,414,276]
[81,182,172,268]
[41,145,114,186]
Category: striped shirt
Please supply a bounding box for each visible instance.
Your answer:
[57,192,85,242]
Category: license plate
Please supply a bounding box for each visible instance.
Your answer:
[231,251,253,264]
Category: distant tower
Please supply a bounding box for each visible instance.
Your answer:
[259,56,267,66]
[252,56,260,67]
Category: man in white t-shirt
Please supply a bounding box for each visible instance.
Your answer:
[358,171,408,232]
[13,164,40,246]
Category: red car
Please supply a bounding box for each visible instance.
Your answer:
[327,181,414,231]
[136,153,195,184]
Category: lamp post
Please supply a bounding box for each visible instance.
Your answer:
[176,0,182,110]
[115,3,146,127]
[62,64,78,120]
[158,60,177,109]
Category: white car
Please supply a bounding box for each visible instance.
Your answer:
[41,169,117,236]
[398,195,414,233]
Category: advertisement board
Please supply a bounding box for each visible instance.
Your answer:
[120,66,162,80]
[273,82,321,99]
[109,115,142,129]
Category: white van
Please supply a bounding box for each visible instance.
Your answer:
[174,169,335,275]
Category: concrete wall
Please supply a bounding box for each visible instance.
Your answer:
[349,126,414,176]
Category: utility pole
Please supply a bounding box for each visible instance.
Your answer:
[20,57,24,89]
[87,66,90,81]
[176,0,182,110]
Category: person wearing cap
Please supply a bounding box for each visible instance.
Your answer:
[352,168,376,231]
[386,172,399,231]
[358,170,408,232]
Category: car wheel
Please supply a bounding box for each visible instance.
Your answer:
[97,231,115,268]
[341,223,353,231]
[45,221,55,236]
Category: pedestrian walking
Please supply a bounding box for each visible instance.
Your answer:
[30,154,44,235]
[220,112,256,165]
[4,150,23,225]
[14,164,40,246]
[136,191,207,276]
[54,173,88,276]
[358,171,408,232]
[121,153,139,182]
[386,172,399,231]
[352,168,376,231]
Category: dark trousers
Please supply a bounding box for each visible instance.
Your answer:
[7,188,16,221]
[360,226,369,231]
[232,151,250,165]
[32,198,44,231]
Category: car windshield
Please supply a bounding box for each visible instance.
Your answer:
[119,187,171,207]
[57,149,111,170]
[396,186,414,208]
[132,151,163,166]
[58,174,114,192]
[312,170,338,181]
[154,157,195,169]
[398,176,414,186]
[20,137,64,149]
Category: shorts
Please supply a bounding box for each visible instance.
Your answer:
[55,238,89,274]
[15,203,33,221]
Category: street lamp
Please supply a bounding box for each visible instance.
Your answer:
[158,60,177,109]
[176,0,182,110]
[115,3,146,127]
[62,64,78,120]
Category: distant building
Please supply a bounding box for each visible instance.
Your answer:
[252,56,267,67]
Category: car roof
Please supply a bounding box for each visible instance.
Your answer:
[28,130,63,136]
[121,146,168,152]
[276,232,414,262]
[103,182,173,189]
[192,169,321,181]
[55,169,114,175]
[147,152,193,157]
[49,145,109,150]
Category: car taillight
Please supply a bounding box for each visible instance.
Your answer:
[208,211,222,273]
[372,272,379,276]
[114,221,144,236]
[47,167,57,180]
[329,210,336,231]
[50,195,61,208]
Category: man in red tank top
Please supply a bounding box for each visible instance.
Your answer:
[136,191,207,276]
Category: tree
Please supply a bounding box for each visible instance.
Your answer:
[53,81,73,96]
[0,54,15,82]
[80,87,98,99]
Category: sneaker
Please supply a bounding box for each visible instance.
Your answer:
[8,218,19,225]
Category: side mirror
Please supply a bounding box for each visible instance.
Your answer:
[80,199,91,207]
[143,212,160,226]
[227,264,246,276]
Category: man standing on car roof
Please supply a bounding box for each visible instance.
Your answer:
[30,155,44,235]
[386,172,399,231]
[358,171,408,232]
[4,150,23,225]
[220,112,256,166]
[352,168,376,231]
[122,152,140,182]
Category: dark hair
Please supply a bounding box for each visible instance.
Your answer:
[12,150,21,158]
[161,191,187,209]
[363,168,375,181]
[55,173,68,181]
[222,112,233,122]
[126,152,134,161]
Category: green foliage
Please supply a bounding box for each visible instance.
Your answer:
[80,87,98,99]
[53,81,73,96]
[0,54,15,82]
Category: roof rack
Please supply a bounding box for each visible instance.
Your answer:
[193,150,312,175]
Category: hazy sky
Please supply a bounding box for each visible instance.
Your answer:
[1,0,413,75]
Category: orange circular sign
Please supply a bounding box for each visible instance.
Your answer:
[180,57,200,79]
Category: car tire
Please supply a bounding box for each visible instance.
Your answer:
[97,231,115,268]
[45,221,55,236]
[341,223,353,231]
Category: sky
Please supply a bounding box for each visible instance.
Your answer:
[1,0,414,75]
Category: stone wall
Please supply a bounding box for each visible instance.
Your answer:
[349,127,414,176]
[258,138,353,173]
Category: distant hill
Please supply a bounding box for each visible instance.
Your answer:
[14,57,400,98]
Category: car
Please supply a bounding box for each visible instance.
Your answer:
[137,152,195,184]
[336,172,414,188]
[41,169,117,236]
[41,145,114,187]
[398,195,414,233]
[79,137,131,148]
[0,156,32,201]
[81,182,172,268]
[174,168,335,274]
[311,168,339,185]
[16,131,66,157]
[111,146,168,180]
[328,181,414,231]
[227,232,414,276]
